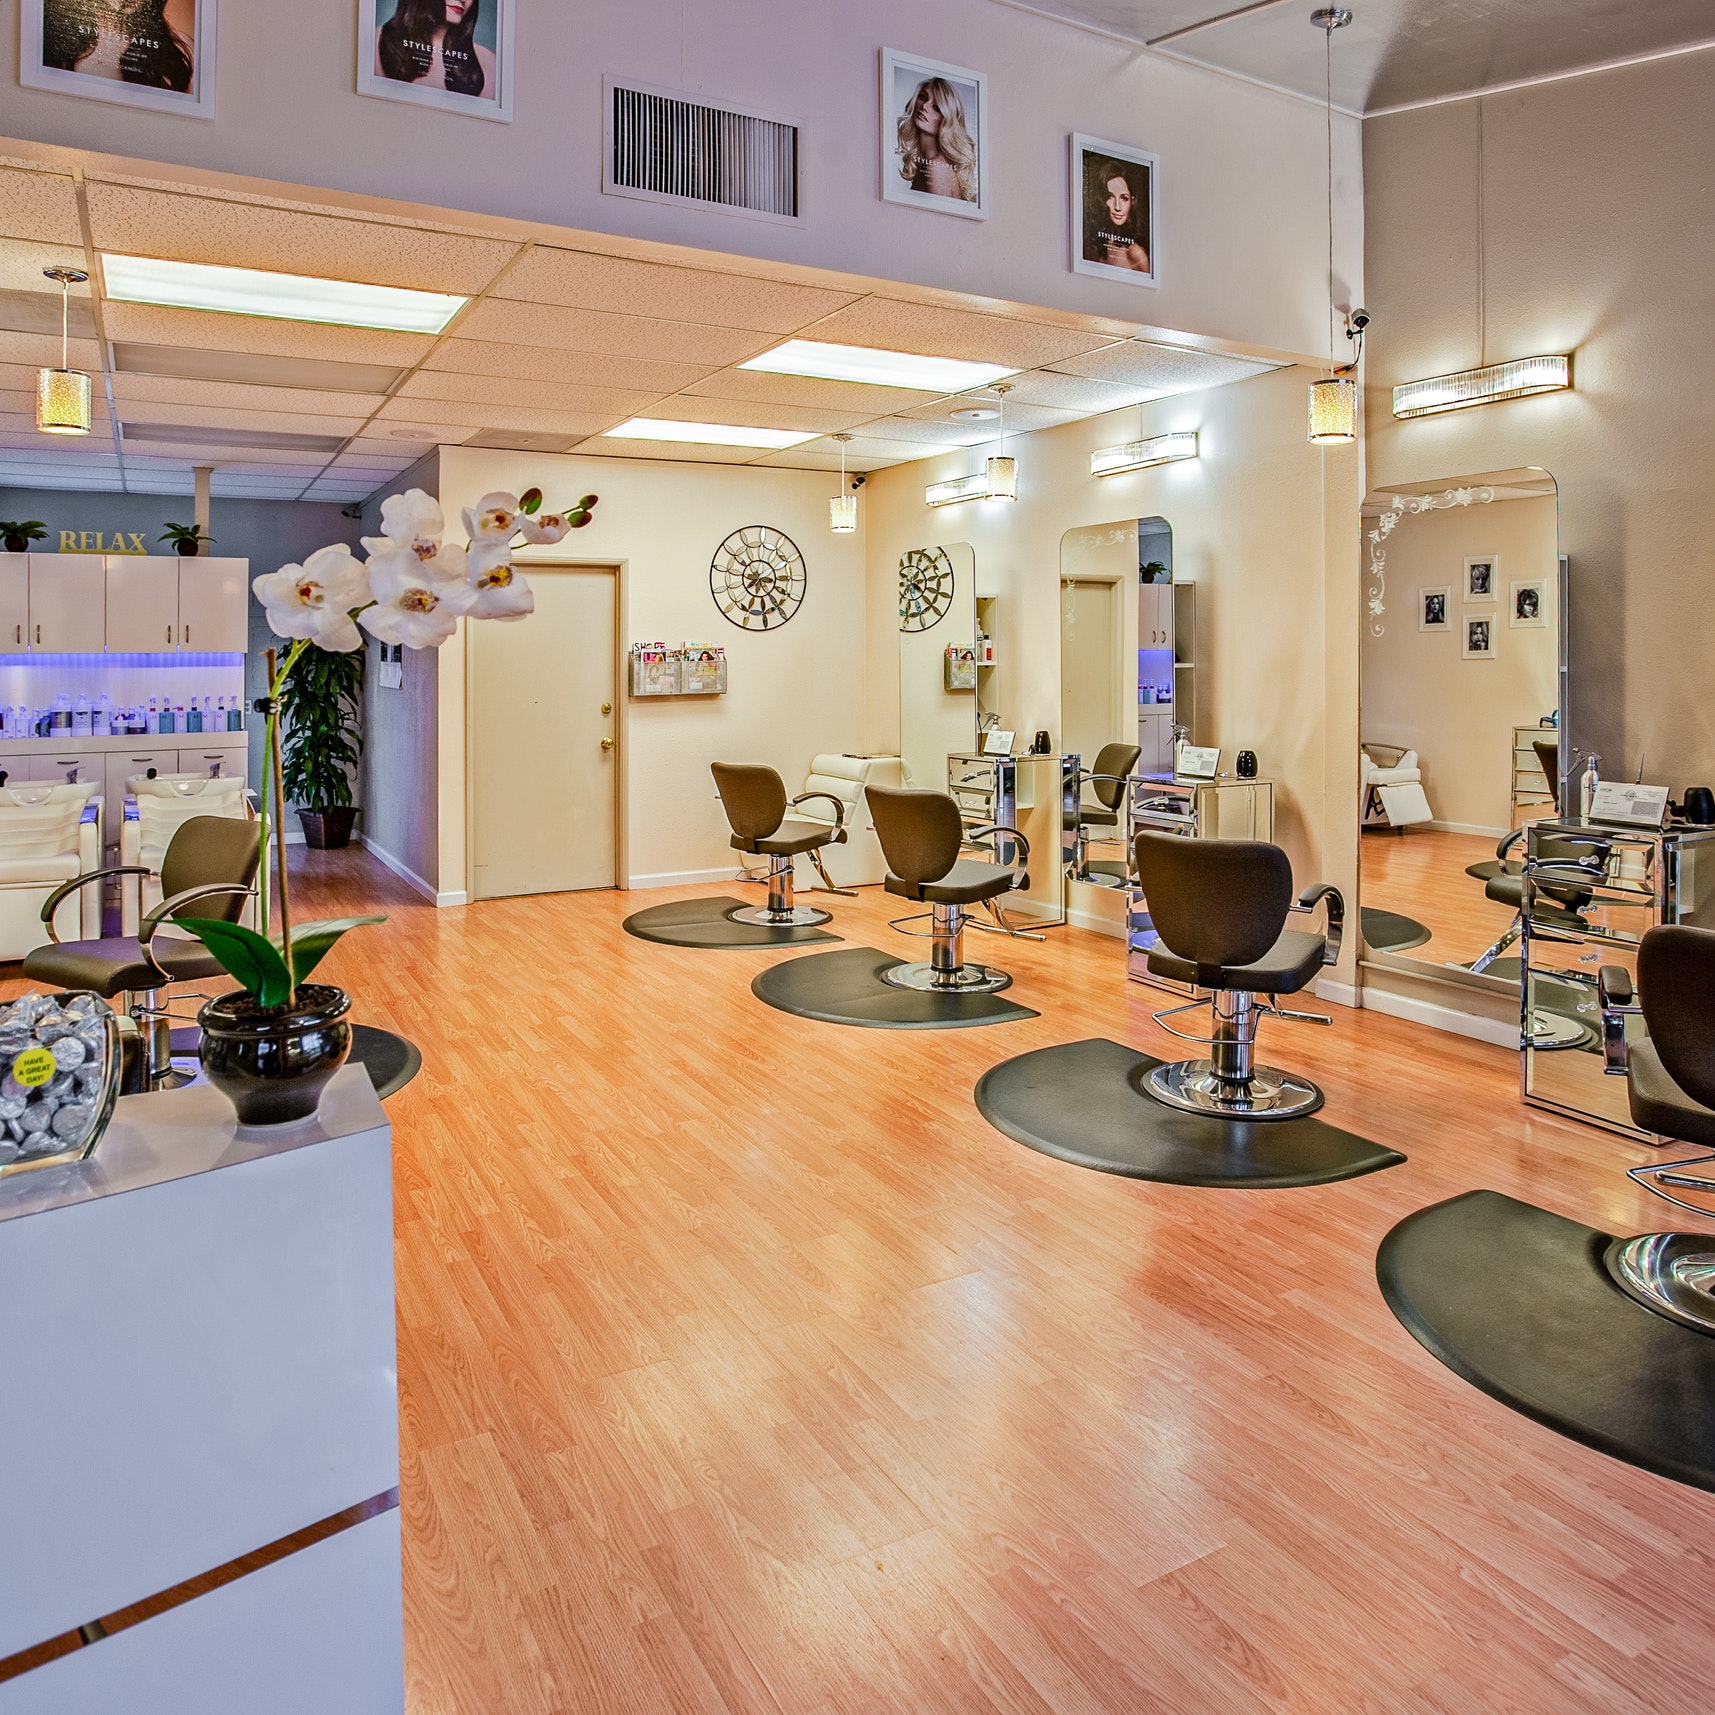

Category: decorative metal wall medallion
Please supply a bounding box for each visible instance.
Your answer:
[709,526,807,630]
[898,547,955,632]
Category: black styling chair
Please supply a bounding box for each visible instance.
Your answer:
[1133,831,1344,1120]
[866,784,1029,994]
[1596,924,1715,1335]
[1468,826,1605,974]
[1066,741,1141,885]
[24,814,261,1092]
[711,763,848,928]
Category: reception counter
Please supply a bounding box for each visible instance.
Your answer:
[0,1067,402,1712]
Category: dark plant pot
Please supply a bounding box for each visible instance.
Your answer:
[2,537,27,554]
[174,539,199,556]
[198,983,352,1126]
[298,805,358,849]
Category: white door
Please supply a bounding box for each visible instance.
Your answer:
[1061,578,1119,768]
[468,566,617,900]
[30,555,104,652]
[179,558,249,653]
[106,556,182,652]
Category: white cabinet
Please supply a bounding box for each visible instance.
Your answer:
[0,558,28,654]
[106,555,182,653]
[28,554,104,652]
[1139,582,1173,650]
[178,742,246,777]
[178,558,249,653]
[25,748,104,787]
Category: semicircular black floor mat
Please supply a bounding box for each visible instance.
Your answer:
[974,1037,1403,1188]
[1377,1190,1715,1492]
[1361,906,1432,953]
[752,946,1035,1029]
[623,895,840,949]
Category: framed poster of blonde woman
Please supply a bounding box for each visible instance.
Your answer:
[880,49,987,219]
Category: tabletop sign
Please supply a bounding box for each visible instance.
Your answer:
[1176,744,1220,780]
[1589,782,1670,828]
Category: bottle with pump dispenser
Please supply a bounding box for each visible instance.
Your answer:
[1580,754,1601,821]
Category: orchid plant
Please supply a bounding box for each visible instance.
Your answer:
[180,486,598,1009]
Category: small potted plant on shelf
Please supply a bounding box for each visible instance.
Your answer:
[0,521,47,554]
[180,485,597,1125]
[160,522,215,557]
[282,643,364,849]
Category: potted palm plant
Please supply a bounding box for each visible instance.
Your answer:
[282,643,364,848]
[0,521,47,554]
[160,522,214,557]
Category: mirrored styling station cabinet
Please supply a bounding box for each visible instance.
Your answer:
[897,543,1062,924]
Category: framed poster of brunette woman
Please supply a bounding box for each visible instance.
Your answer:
[20,0,215,118]
[1071,135,1158,287]
[880,48,987,220]
[358,0,513,122]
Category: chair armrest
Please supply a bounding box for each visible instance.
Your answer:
[963,821,1030,884]
[1292,883,1345,966]
[1597,965,1639,1075]
[1495,828,1527,862]
[790,791,847,833]
[39,866,153,941]
[140,882,257,950]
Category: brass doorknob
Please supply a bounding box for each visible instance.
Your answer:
[601,701,612,715]
[600,737,615,751]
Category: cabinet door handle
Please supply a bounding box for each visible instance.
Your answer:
[166,625,173,644]
[35,625,40,644]
[184,624,190,644]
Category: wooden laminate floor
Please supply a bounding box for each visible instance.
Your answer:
[1360,825,1517,967]
[70,850,1715,1712]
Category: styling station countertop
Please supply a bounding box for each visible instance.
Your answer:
[0,1068,404,1714]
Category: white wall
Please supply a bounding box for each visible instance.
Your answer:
[421,449,866,894]
[0,0,1362,360]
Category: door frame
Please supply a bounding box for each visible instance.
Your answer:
[1060,572,1132,756]
[463,556,627,899]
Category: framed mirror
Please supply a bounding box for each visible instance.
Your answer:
[1358,467,1566,1007]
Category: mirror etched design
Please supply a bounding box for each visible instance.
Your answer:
[898,547,957,633]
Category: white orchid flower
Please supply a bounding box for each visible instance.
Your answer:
[461,491,521,541]
[517,511,571,545]
[378,488,444,551]
[465,540,535,621]
[360,550,475,650]
[254,546,369,653]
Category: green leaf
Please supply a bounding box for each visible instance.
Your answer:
[519,487,543,514]
[176,917,294,1007]
[287,915,386,985]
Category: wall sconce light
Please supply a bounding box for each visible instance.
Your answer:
[1392,354,1571,419]
[925,470,993,508]
[1090,430,1199,478]
[36,266,92,437]
[926,383,1016,506]
[829,433,857,532]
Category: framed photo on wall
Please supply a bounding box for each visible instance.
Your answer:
[880,48,987,219]
[358,0,514,123]
[1418,586,1450,632]
[19,0,217,118]
[1463,614,1496,660]
[1510,578,1547,627]
[1464,556,1497,601]
[1070,134,1157,286]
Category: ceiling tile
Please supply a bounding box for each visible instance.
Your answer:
[637,396,877,435]
[576,440,759,465]
[1048,340,1284,392]
[455,298,768,367]
[984,370,1177,414]
[0,330,103,371]
[375,395,615,437]
[86,184,519,295]
[397,369,658,417]
[425,337,708,395]
[108,399,368,436]
[495,247,858,333]
[112,343,405,394]
[854,417,993,447]
[893,399,1079,434]
[0,168,83,247]
[681,368,940,416]
[748,448,897,472]
[0,239,95,299]
[111,372,388,419]
[801,299,1123,368]
[791,433,951,462]
[352,412,482,443]
[99,302,433,368]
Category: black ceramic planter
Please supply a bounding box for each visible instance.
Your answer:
[174,540,199,557]
[199,983,352,1126]
[298,806,358,849]
[2,538,28,554]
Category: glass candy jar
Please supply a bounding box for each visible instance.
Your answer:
[0,992,121,1178]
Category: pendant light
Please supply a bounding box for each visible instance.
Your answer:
[36,267,92,437]
[1307,9,1357,446]
[829,434,857,532]
[984,382,1017,501]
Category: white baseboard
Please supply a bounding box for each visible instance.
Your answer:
[1358,983,1517,1048]
[1314,976,1361,1009]
[626,866,745,890]
[1066,903,1125,938]
[1429,819,1511,838]
[435,889,468,907]
[358,834,441,905]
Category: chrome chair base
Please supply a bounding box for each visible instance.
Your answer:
[1603,1232,1715,1336]
[1145,1058,1325,1121]
[730,902,831,929]
[882,960,1012,995]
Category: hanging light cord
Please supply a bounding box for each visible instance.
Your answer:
[59,275,70,369]
[1326,23,1335,374]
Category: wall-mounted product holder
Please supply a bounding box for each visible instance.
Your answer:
[945,645,977,692]
[629,643,729,698]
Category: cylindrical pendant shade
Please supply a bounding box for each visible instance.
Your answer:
[36,367,92,436]
[1307,377,1356,445]
[828,494,857,534]
[984,455,1017,501]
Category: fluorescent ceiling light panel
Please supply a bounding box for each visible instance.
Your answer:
[740,339,1018,393]
[603,417,816,448]
[100,254,466,334]
[1392,355,1571,419]
[1090,431,1199,477]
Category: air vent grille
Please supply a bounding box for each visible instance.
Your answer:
[608,81,798,221]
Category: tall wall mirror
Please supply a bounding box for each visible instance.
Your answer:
[1358,467,1567,1009]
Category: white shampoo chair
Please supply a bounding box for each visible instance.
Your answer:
[0,783,102,955]
[122,773,254,934]
[788,755,905,888]
[1361,743,1433,830]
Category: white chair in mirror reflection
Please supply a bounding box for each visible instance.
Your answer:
[0,781,102,957]
[122,773,255,936]
[1360,742,1434,831]
[773,754,904,890]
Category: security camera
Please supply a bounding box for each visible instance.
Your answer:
[851,473,867,490]
[340,503,363,519]
[1348,308,1371,333]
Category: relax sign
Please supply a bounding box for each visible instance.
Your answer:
[56,531,150,553]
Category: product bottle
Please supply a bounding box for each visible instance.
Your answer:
[147,696,160,735]
[52,694,72,736]
[229,697,244,732]
[161,700,177,735]
[187,697,203,734]
[73,695,91,738]
[1580,754,1601,821]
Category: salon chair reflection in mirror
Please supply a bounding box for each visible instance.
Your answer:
[1596,925,1715,1335]
[712,764,848,929]
[1132,832,1344,1120]
[1065,741,1141,886]
[866,784,1030,994]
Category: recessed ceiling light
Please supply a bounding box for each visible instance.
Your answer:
[389,428,439,440]
[739,339,1018,393]
[950,406,1000,421]
[603,417,818,449]
[100,254,466,335]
